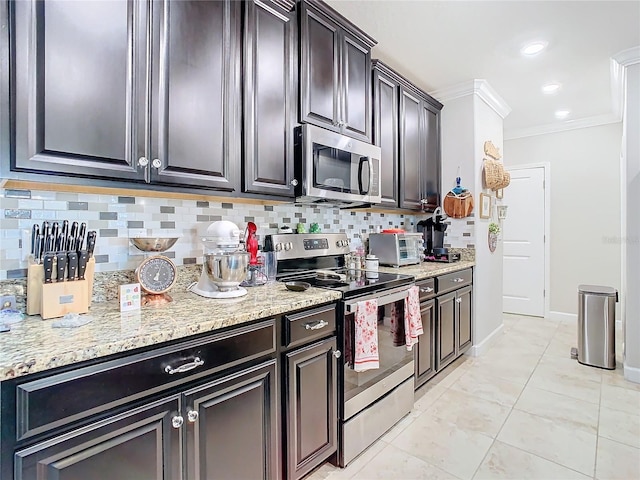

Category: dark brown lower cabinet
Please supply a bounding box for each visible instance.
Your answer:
[436,285,473,372]
[285,337,337,480]
[415,298,436,388]
[184,360,279,480]
[14,396,181,480]
[13,360,279,480]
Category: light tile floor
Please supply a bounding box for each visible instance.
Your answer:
[308,314,640,480]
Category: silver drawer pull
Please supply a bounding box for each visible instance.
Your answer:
[164,357,204,375]
[303,319,329,330]
[420,287,434,293]
[452,278,465,283]
[456,298,463,304]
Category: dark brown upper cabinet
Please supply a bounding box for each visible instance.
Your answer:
[372,61,400,207]
[372,60,443,211]
[11,0,241,192]
[243,0,297,197]
[299,0,375,142]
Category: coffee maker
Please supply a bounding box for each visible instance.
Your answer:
[418,207,460,263]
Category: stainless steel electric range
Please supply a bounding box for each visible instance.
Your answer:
[265,233,416,467]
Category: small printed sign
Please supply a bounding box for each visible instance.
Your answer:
[120,283,141,312]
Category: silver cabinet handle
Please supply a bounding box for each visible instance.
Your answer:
[452,278,465,283]
[187,410,199,423]
[333,350,341,359]
[304,319,329,330]
[456,298,462,304]
[290,178,298,187]
[138,156,148,167]
[420,287,434,293]
[152,158,161,169]
[164,357,204,375]
[172,415,184,429]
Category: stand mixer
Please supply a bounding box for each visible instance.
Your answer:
[188,221,250,298]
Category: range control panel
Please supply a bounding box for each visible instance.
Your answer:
[303,238,328,250]
[264,233,350,259]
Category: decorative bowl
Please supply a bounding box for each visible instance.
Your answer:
[130,237,179,252]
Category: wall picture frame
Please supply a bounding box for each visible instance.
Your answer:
[479,193,491,219]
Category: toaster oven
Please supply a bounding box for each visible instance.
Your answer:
[368,233,424,267]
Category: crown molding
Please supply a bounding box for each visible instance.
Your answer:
[430,79,511,119]
[504,113,621,140]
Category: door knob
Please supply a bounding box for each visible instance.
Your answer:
[333,350,342,359]
[290,178,298,187]
[171,415,184,429]
[152,158,162,169]
[138,157,148,167]
[187,410,199,423]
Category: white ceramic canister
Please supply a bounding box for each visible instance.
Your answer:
[365,254,379,278]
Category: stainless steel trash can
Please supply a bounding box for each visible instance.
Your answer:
[575,285,618,369]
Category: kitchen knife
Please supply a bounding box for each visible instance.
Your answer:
[77,250,89,280]
[77,222,87,252]
[65,235,73,252]
[31,224,39,256]
[42,221,50,239]
[61,219,69,238]
[43,253,54,284]
[44,234,54,255]
[51,222,59,241]
[34,233,41,264]
[67,251,78,281]
[56,252,67,282]
[70,221,78,240]
[56,232,65,252]
[86,231,96,257]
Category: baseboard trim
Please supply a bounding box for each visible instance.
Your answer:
[549,311,578,322]
[468,323,504,357]
[624,364,640,384]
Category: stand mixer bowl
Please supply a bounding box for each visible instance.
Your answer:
[203,252,250,291]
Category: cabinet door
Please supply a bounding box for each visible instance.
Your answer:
[457,286,473,354]
[15,396,180,480]
[12,0,147,181]
[421,102,441,212]
[299,2,340,131]
[399,87,423,210]
[285,337,337,480]
[415,299,436,388]
[436,292,456,371]
[243,0,296,197]
[340,32,371,141]
[183,360,279,480]
[150,0,241,191]
[372,68,399,207]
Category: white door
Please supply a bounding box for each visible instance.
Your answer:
[502,167,546,316]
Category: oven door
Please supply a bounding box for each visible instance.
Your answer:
[341,285,415,420]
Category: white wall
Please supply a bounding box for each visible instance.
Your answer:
[504,124,622,315]
[440,85,506,352]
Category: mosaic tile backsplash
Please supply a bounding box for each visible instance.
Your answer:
[0,188,426,280]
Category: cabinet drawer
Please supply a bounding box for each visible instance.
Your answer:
[15,319,276,442]
[416,278,436,301]
[283,304,336,349]
[436,268,472,294]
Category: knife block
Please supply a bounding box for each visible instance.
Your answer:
[27,257,96,319]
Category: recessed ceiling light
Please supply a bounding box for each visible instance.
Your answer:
[555,109,570,119]
[521,41,547,56]
[542,83,561,94]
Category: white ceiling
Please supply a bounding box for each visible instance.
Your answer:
[325,0,640,138]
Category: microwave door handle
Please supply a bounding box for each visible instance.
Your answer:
[358,156,370,194]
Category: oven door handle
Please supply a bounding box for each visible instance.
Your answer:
[344,286,411,313]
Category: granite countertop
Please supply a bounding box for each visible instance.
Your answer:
[381,260,475,280]
[0,284,342,382]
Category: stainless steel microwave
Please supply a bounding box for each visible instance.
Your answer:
[294,124,382,205]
